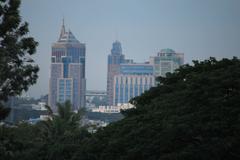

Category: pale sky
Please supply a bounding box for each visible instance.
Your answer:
[20,0,240,98]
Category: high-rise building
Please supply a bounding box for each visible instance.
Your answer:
[149,48,184,77]
[49,20,86,112]
[107,41,125,106]
[107,44,184,106]
[113,63,155,105]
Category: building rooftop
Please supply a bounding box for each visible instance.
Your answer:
[160,48,175,54]
[58,30,79,43]
[57,19,80,44]
[111,40,122,55]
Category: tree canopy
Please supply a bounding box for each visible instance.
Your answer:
[1,57,240,160]
[0,0,39,100]
[0,101,90,160]
[0,0,38,119]
[73,57,240,160]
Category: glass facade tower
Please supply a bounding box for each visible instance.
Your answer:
[107,41,125,106]
[49,21,86,112]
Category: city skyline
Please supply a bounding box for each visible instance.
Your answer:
[20,0,240,98]
[109,47,184,106]
[1,1,240,159]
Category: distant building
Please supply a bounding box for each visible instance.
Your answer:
[27,115,50,124]
[106,41,125,106]
[85,90,107,101]
[113,63,155,105]
[120,63,154,75]
[92,103,135,113]
[149,48,184,77]
[107,43,184,106]
[5,98,47,124]
[39,94,48,104]
[49,20,86,112]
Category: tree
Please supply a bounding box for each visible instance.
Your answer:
[39,101,85,139]
[0,0,39,119]
[73,57,240,160]
[0,102,10,120]
[35,101,89,160]
[0,101,90,160]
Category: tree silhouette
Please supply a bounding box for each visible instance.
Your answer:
[0,0,39,120]
[37,101,87,160]
[73,57,240,160]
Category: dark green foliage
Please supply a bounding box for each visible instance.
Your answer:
[0,122,41,160]
[34,101,90,160]
[73,57,240,160]
[0,102,10,120]
[0,0,39,119]
[0,101,90,160]
[0,57,240,160]
[86,111,123,123]
[39,101,86,140]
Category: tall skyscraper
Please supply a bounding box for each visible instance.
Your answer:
[107,41,125,106]
[49,20,86,112]
[149,48,184,77]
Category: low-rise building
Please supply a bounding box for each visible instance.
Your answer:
[92,103,135,113]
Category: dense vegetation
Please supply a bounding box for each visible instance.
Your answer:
[1,1,240,159]
[1,57,240,160]
[0,0,38,120]
[86,111,123,123]
[0,101,90,160]
[71,57,240,160]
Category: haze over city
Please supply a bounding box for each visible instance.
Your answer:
[1,0,240,159]
[20,0,240,98]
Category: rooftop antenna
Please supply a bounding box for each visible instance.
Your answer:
[115,28,119,41]
[59,16,66,40]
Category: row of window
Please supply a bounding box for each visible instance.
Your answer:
[115,76,154,85]
[108,55,125,64]
[114,84,152,104]
[120,65,153,75]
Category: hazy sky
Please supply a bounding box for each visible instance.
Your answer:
[20,0,240,98]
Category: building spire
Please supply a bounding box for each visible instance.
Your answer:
[59,18,65,40]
